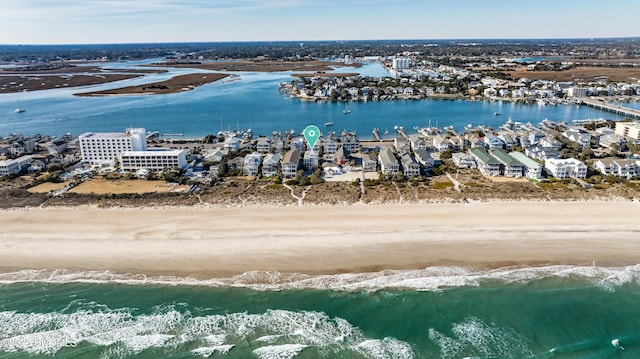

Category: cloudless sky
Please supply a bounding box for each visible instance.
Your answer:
[0,0,638,44]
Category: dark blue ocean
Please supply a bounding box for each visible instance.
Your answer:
[0,61,622,139]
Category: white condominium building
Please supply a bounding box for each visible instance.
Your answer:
[120,149,187,171]
[615,122,640,140]
[79,128,147,165]
[392,57,410,70]
[544,158,587,179]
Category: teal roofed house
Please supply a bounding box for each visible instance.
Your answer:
[490,149,524,178]
[509,151,542,179]
[469,147,501,176]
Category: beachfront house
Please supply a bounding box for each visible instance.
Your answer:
[362,153,377,172]
[414,149,435,171]
[469,147,501,176]
[400,153,421,177]
[282,149,301,178]
[593,158,639,179]
[544,158,587,179]
[490,149,524,178]
[509,151,543,179]
[227,156,244,172]
[242,152,263,176]
[303,150,319,170]
[452,152,476,169]
[261,153,280,177]
[378,147,399,174]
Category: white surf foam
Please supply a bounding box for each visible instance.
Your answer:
[253,344,307,359]
[355,337,415,359]
[192,344,234,357]
[2,264,639,291]
[429,317,532,359]
[0,306,412,358]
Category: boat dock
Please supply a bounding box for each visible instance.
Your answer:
[397,127,408,139]
[578,98,640,119]
[372,128,381,141]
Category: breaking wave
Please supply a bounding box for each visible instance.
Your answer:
[0,304,414,358]
[1,264,639,291]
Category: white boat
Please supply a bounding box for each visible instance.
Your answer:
[342,102,351,114]
[324,120,333,126]
[15,107,25,113]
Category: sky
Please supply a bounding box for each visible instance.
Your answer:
[0,0,638,44]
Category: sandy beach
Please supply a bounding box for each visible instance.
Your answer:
[1,201,639,278]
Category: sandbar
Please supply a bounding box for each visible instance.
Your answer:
[1,201,639,278]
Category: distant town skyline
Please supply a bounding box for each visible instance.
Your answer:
[1,0,638,45]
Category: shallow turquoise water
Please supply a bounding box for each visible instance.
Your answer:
[1,266,638,358]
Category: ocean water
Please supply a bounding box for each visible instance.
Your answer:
[0,61,621,139]
[0,265,639,358]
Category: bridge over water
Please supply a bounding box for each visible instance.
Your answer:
[578,98,640,119]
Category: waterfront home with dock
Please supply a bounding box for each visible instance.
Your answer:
[378,147,399,174]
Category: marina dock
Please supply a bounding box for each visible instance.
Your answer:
[372,128,381,141]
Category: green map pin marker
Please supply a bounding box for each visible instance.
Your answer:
[303,125,321,151]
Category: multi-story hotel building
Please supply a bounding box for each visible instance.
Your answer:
[79,128,147,165]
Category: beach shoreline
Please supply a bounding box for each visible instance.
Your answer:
[1,201,639,279]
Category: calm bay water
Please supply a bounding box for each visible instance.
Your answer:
[0,266,639,358]
[0,61,621,139]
